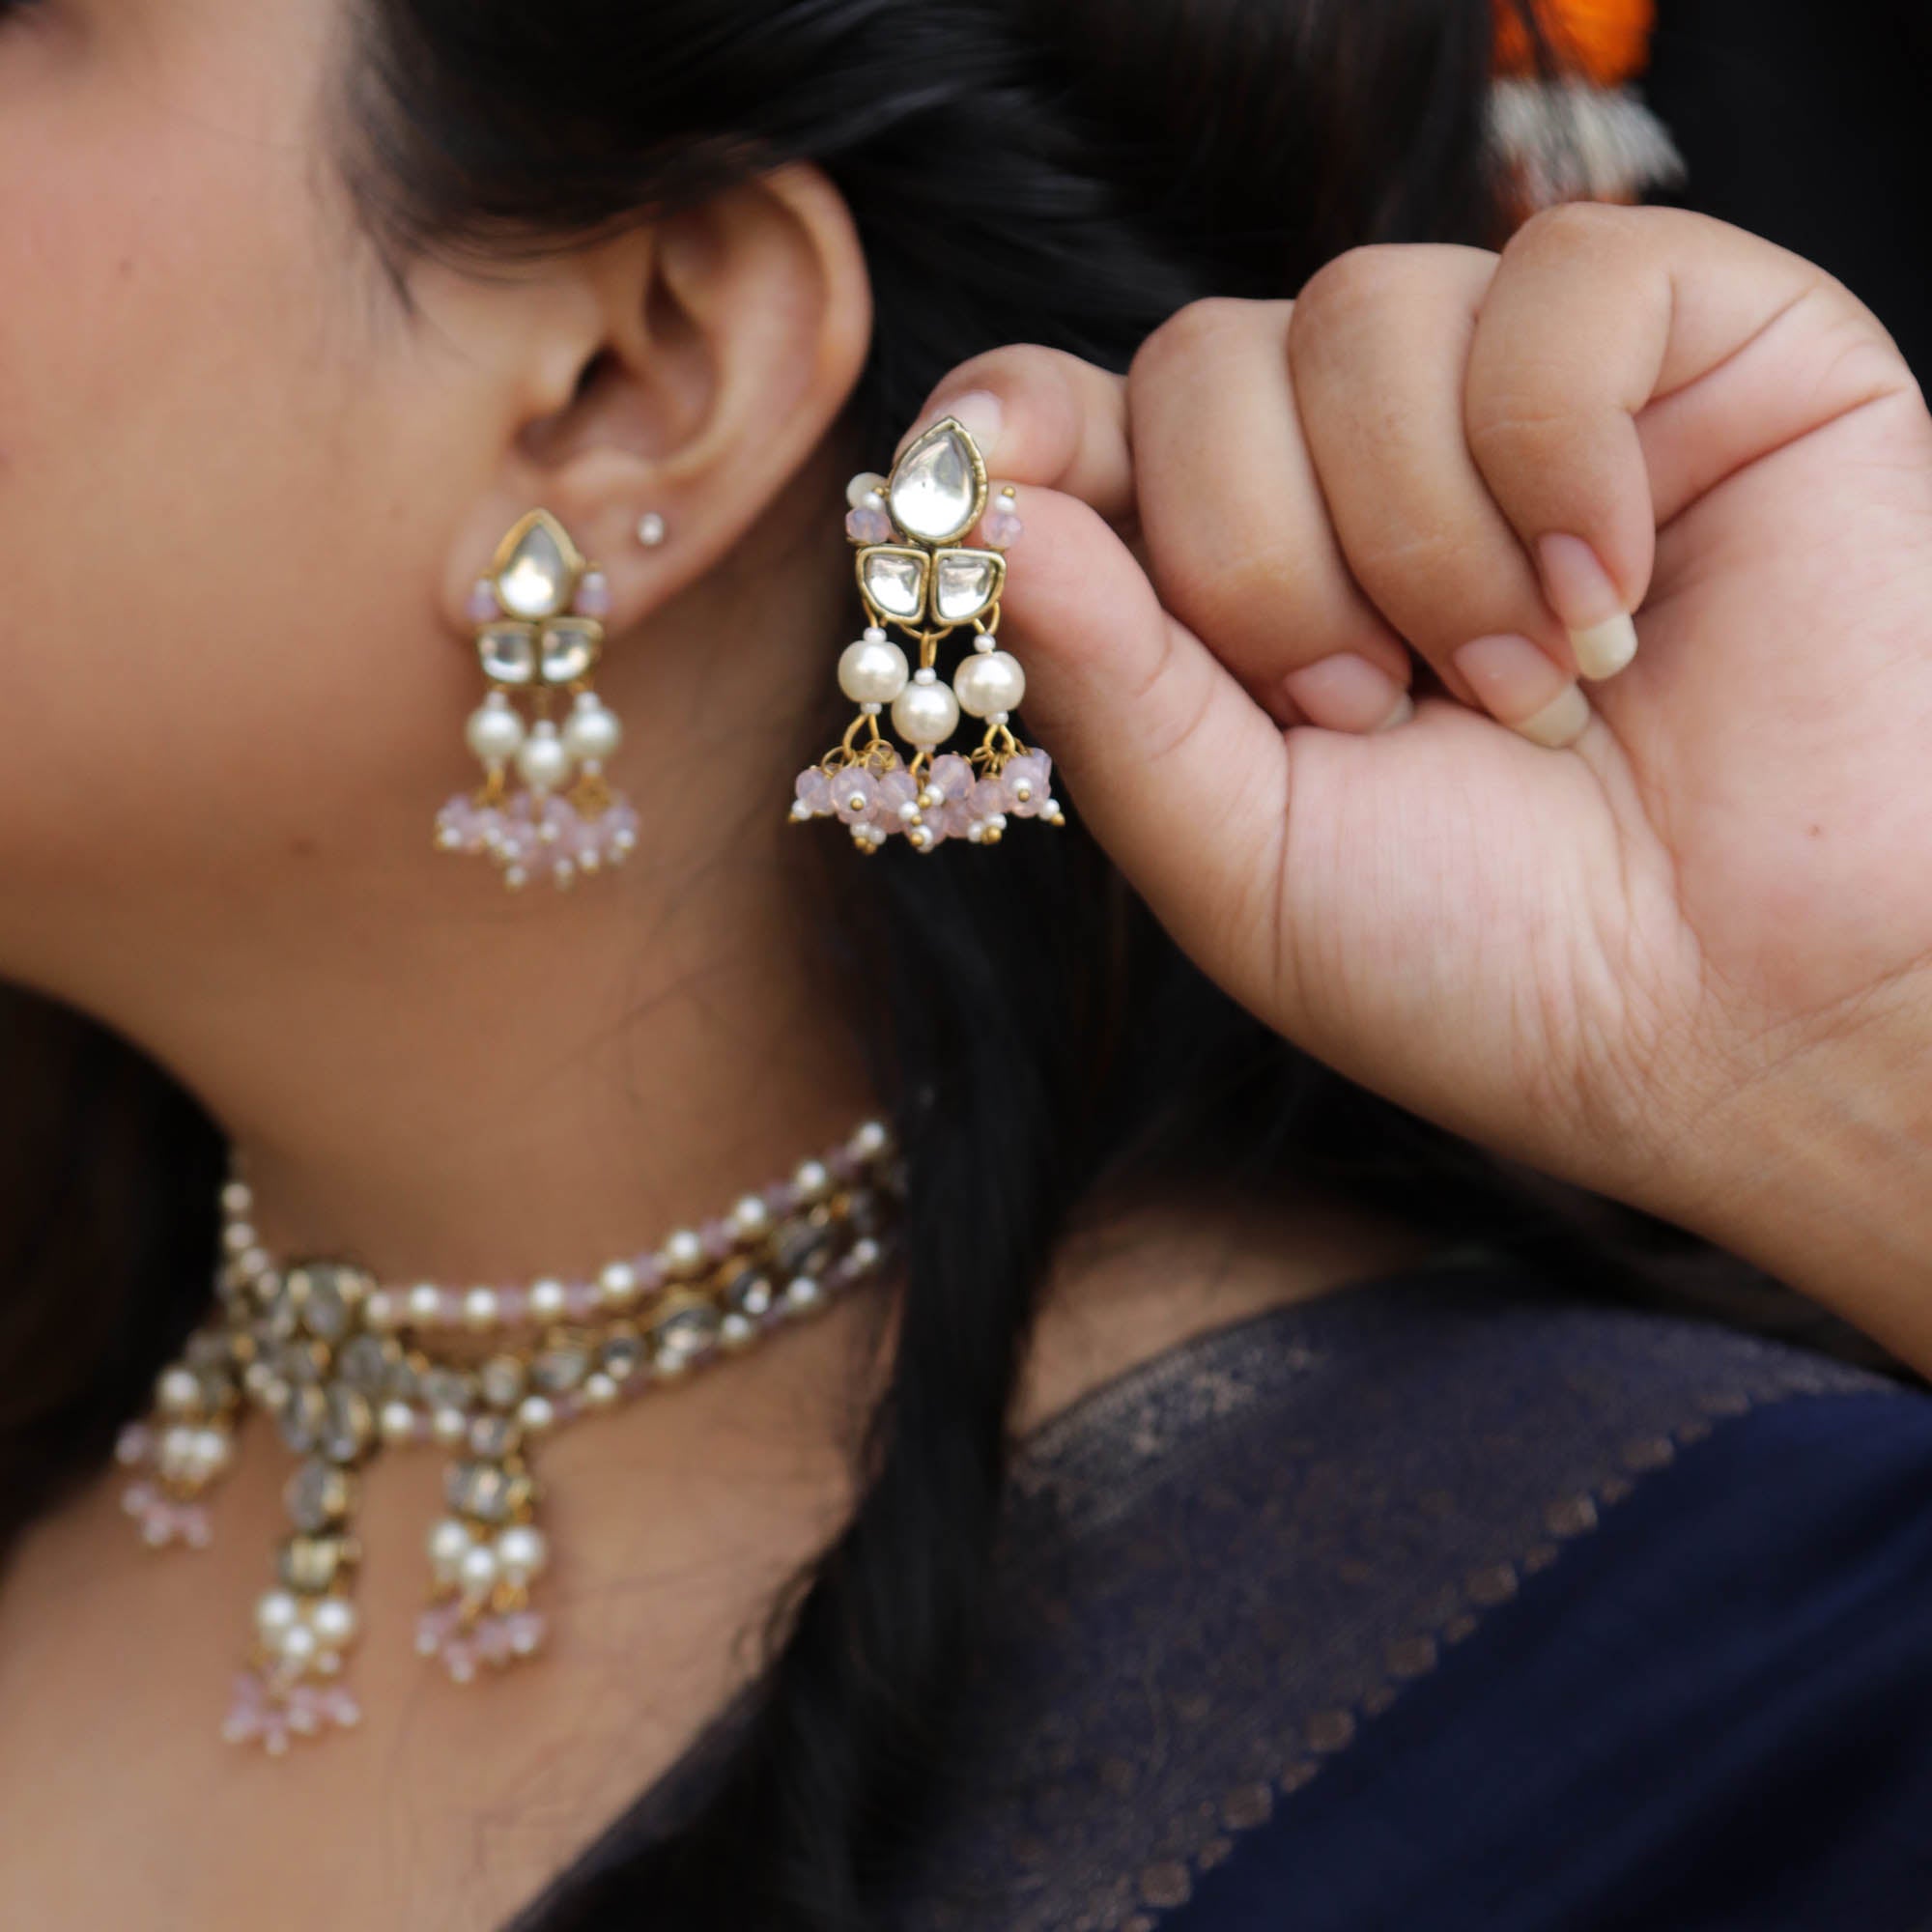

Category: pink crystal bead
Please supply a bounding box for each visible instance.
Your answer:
[572,570,611,618]
[845,504,894,545]
[968,773,1011,818]
[116,1423,154,1466]
[925,753,976,805]
[831,767,878,825]
[981,504,1024,550]
[466,579,499,625]
[222,1666,359,1753]
[870,768,920,834]
[942,796,980,840]
[564,1279,602,1318]
[794,768,834,818]
[1004,751,1053,816]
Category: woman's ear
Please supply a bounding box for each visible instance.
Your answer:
[440,160,874,630]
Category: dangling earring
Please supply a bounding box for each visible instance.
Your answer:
[790,416,1063,853]
[435,510,639,891]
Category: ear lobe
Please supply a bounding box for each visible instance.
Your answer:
[450,161,873,637]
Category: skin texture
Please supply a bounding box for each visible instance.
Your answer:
[1,0,1929,1922]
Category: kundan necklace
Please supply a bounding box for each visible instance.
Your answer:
[115,1117,903,1755]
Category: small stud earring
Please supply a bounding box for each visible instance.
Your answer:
[790,417,1061,853]
[636,512,668,549]
[435,510,639,891]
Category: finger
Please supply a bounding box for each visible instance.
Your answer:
[896,344,1137,526]
[1286,244,1595,745]
[986,481,1299,1014]
[1464,204,1900,681]
[1124,298,1414,734]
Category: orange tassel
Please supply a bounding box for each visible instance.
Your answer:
[1494,0,1656,88]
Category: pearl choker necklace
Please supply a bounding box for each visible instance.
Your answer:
[115,1119,903,1756]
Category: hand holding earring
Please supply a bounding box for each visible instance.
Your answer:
[791,416,1063,853]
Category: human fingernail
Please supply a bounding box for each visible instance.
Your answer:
[1451,633,1593,749]
[1280,653,1413,733]
[1537,532,1637,681]
[909,388,1004,462]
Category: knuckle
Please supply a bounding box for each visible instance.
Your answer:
[1501,199,1640,271]
[1132,296,1267,384]
[1290,246,1420,359]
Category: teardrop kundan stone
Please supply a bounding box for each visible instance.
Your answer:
[477,622,538,686]
[931,549,1006,626]
[858,547,930,622]
[888,420,985,546]
[493,511,577,620]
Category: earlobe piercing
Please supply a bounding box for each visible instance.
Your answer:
[435,510,639,890]
[791,417,1062,854]
[636,512,668,549]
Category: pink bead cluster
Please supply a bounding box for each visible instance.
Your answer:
[414,1601,549,1683]
[222,1668,361,1756]
[116,1444,214,1549]
[793,749,1060,854]
[435,789,640,892]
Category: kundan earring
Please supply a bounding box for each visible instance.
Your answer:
[435,510,640,890]
[790,416,1063,852]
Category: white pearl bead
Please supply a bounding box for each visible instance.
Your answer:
[515,722,573,795]
[582,1372,618,1408]
[363,1290,397,1331]
[662,1228,704,1277]
[563,695,623,764]
[953,649,1026,719]
[838,637,910,705]
[458,1544,499,1598]
[220,1180,253,1217]
[598,1262,638,1307]
[792,1159,831,1203]
[852,1119,891,1159]
[381,1401,415,1443]
[728,1193,771,1240]
[156,1367,200,1416]
[407,1283,441,1323]
[846,471,889,509]
[279,1622,319,1666]
[518,1395,556,1435]
[309,1597,358,1651]
[432,1406,468,1446]
[192,1428,231,1480]
[427,1517,472,1582]
[892,679,961,749]
[466,693,526,765]
[463,1286,498,1330]
[496,1524,550,1584]
[255,1589,301,1642]
[529,1279,568,1321]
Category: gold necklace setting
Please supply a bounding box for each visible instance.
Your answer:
[114,1120,903,1755]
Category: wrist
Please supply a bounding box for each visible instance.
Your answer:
[1685,1008,1932,1376]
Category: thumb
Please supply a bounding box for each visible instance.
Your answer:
[999,482,1296,1024]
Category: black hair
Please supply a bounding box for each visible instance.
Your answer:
[0,2,1896,1927]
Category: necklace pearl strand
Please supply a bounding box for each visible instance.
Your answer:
[115,1118,902,1756]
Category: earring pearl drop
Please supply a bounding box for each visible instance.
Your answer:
[637,511,668,549]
